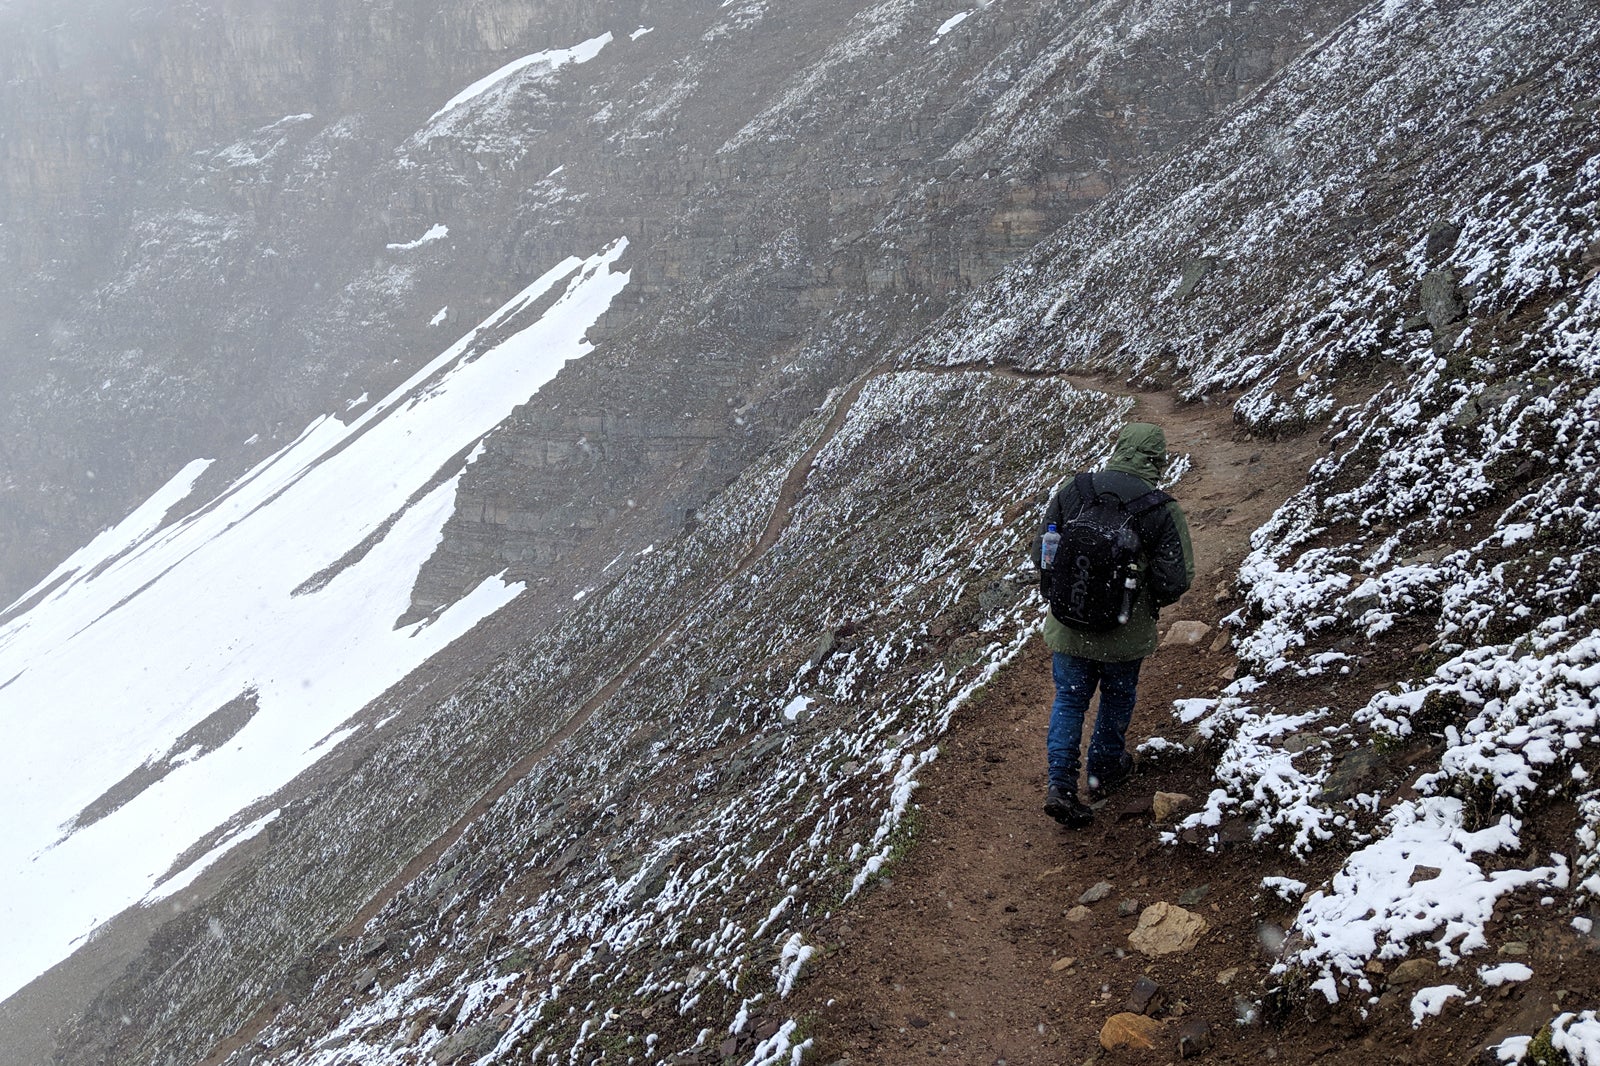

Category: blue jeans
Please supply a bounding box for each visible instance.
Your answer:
[1047,652,1143,793]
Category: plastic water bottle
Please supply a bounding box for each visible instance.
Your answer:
[1117,567,1138,624]
[1041,523,1061,568]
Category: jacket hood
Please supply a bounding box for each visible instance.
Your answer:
[1104,422,1167,484]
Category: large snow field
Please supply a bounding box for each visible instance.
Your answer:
[0,241,630,1004]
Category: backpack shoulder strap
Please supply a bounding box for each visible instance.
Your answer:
[1126,488,1172,516]
[1073,472,1098,501]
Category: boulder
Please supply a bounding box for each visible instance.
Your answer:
[1419,268,1466,328]
[1163,620,1212,647]
[1099,1012,1166,1051]
[1152,792,1194,822]
[1129,902,1210,956]
[433,1023,498,1064]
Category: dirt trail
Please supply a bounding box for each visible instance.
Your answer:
[789,380,1600,1065]
[196,371,1310,1066]
[787,384,1340,1064]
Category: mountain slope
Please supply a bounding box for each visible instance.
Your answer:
[2,0,1599,1064]
[0,0,1361,606]
[216,1,1600,1061]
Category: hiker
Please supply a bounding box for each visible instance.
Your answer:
[1035,422,1193,828]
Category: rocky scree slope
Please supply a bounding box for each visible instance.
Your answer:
[67,373,1127,1066]
[202,1,1600,1063]
[1,0,1366,1061]
[1,0,1361,1057]
[9,0,1600,1064]
[913,0,1600,1055]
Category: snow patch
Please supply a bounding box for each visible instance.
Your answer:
[385,223,447,251]
[429,33,613,121]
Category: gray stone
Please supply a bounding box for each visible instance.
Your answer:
[1079,881,1114,904]
[1424,219,1462,259]
[433,1023,498,1064]
[807,629,837,667]
[1420,268,1467,329]
[349,966,379,993]
[1282,732,1321,754]
[1339,589,1381,623]
[1321,747,1385,802]
[1171,257,1218,302]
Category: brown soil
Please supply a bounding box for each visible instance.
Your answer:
[184,377,1596,1066]
[786,389,1595,1064]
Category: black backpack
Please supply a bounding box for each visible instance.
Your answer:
[1044,473,1172,631]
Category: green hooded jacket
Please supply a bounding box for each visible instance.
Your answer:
[1039,422,1194,662]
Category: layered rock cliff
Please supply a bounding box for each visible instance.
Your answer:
[6,1,1598,1065]
[0,0,1357,612]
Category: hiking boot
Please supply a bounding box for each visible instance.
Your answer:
[1087,755,1134,801]
[1044,785,1093,828]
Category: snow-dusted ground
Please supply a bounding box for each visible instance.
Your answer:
[0,242,629,1004]
[891,0,1600,1055]
[238,372,1131,1066]
[1177,159,1600,1033]
[5,0,1597,1060]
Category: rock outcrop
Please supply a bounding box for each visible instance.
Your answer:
[0,0,1362,610]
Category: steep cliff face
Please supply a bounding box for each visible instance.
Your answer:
[0,0,630,600]
[0,0,1356,610]
[400,0,1366,616]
